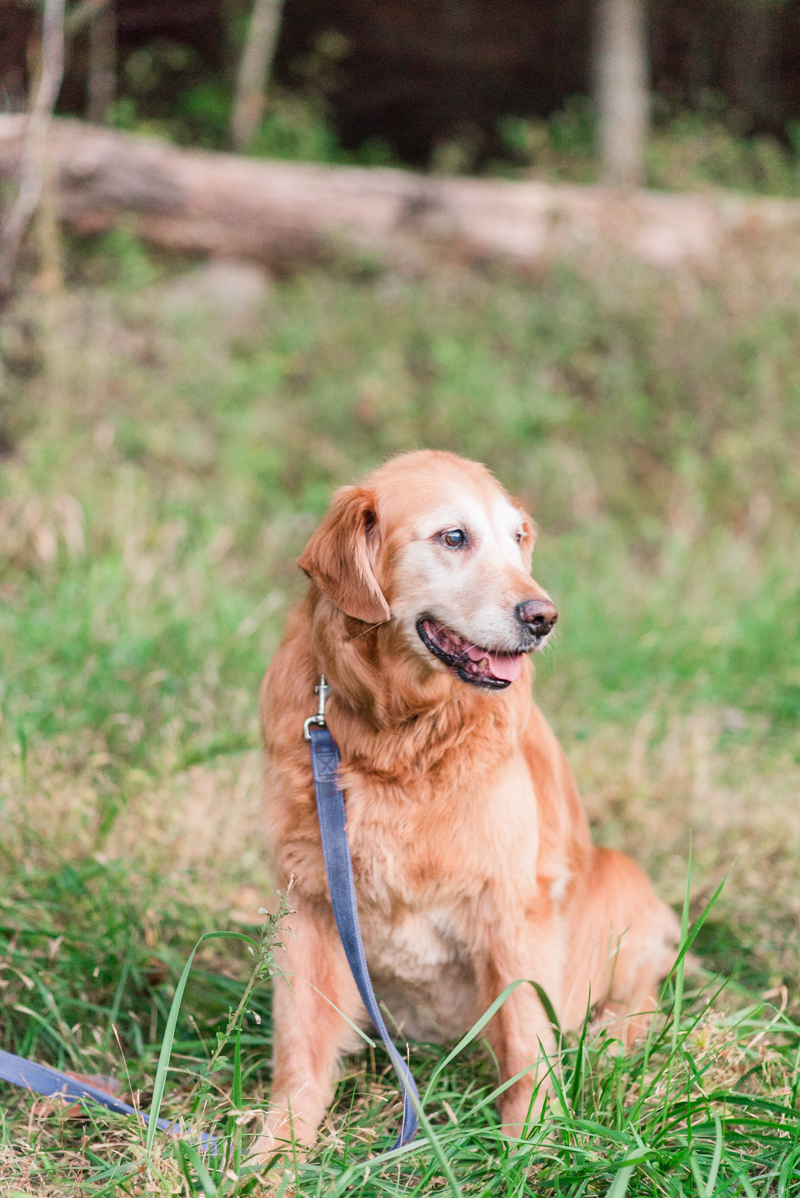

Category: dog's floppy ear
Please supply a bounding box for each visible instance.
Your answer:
[297,486,391,624]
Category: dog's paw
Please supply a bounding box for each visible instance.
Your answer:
[246,1109,314,1167]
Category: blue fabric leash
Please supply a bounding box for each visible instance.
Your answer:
[0,1049,217,1152]
[305,675,419,1149]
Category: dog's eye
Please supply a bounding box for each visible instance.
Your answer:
[440,529,466,549]
[515,530,523,543]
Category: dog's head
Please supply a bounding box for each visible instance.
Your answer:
[298,450,557,690]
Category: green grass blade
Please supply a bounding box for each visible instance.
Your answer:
[605,1164,634,1198]
[316,1087,464,1196]
[232,1024,243,1176]
[174,1141,194,1192]
[530,982,562,1044]
[728,1155,759,1197]
[179,1140,220,1197]
[466,1057,549,1116]
[422,979,540,1105]
[232,1023,242,1109]
[707,1110,723,1194]
[284,971,376,1047]
[669,874,728,982]
[401,1071,464,1198]
[146,938,203,1155]
[672,843,692,1055]
[690,1151,709,1198]
[569,989,592,1113]
[275,1170,292,1198]
[661,847,694,1132]
[146,930,254,1155]
[12,1003,80,1067]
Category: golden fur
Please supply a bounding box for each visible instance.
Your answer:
[252,450,677,1158]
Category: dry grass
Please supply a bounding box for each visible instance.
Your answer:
[571,707,800,976]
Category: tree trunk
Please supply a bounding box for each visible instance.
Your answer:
[594,0,649,188]
[230,0,285,152]
[0,0,66,305]
[86,0,116,125]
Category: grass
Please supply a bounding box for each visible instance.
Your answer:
[0,235,799,1192]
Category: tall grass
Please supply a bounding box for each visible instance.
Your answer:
[0,241,799,1191]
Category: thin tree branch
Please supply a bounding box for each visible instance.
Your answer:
[0,0,66,306]
[65,0,110,38]
[86,0,116,124]
[230,0,285,152]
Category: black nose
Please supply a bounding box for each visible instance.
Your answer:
[516,598,558,636]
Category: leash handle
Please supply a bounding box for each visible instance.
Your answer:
[308,717,419,1148]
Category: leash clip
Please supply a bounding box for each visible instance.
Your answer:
[303,674,330,740]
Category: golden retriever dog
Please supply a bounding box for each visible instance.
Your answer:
[253,449,677,1157]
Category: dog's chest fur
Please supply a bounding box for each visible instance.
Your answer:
[341,751,540,1041]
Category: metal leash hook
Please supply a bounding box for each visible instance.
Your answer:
[303,674,330,739]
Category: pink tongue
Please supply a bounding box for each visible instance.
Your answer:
[465,646,524,682]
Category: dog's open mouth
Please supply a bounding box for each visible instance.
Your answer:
[417,617,527,689]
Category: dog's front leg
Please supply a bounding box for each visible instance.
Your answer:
[250,894,364,1163]
[476,917,565,1139]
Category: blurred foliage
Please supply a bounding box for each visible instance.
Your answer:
[74,19,800,192]
[499,90,800,195]
[103,27,379,165]
[497,97,598,183]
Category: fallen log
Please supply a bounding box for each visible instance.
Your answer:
[2,115,800,277]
